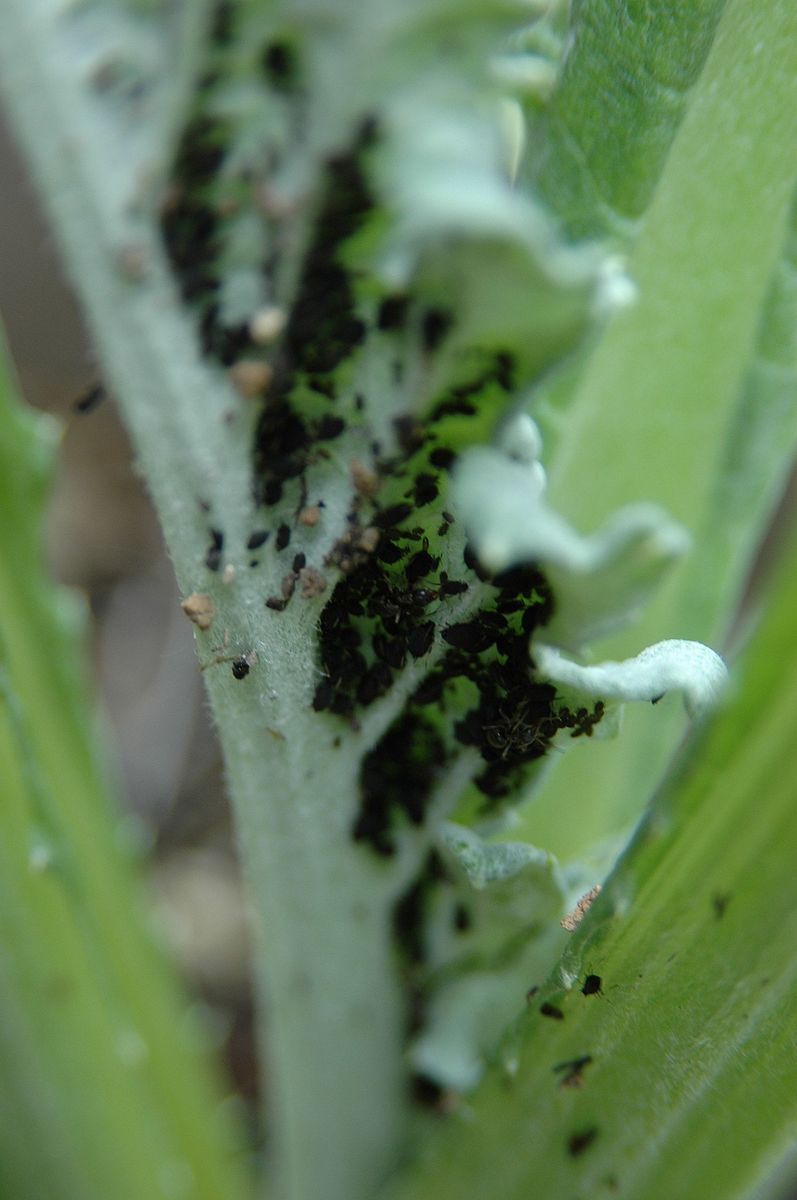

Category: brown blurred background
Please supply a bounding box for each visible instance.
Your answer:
[0,111,257,1105]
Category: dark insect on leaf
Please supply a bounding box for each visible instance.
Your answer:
[539,1002,564,1020]
[407,622,435,659]
[377,295,409,331]
[375,539,405,564]
[205,528,224,572]
[317,414,346,440]
[567,1127,598,1158]
[357,662,394,706]
[440,579,468,597]
[421,307,453,352]
[442,621,495,653]
[264,479,283,506]
[412,673,444,704]
[393,415,424,453]
[74,381,106,414]
[261,40,299,91]
[429,447,456,470]
[462,543,491,581]
[522,606,544,635]
[373,632,407,670]
[375,503,413,528]
[412,473,439,506]
[312,679,334,712]
[406,550,440,584]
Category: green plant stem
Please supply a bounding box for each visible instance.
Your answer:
[0,7,411,1197]
[214,681,408,1200]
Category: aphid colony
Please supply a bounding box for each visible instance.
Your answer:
[326,530,603,855]
[161,58,605,863]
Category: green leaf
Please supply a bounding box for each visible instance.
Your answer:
[681,188,797,642]
[523,0,797,864]
[546,1,797,589]
[526,0,727,238]
[386,491,797,1200]
[0,331,251,1200]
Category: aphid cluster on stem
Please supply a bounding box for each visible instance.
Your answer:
[161,43,607,866]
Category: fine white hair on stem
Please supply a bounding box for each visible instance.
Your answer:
[535,640,729,718]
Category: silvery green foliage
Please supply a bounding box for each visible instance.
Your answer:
[410,823,565,1091]
[11,0,723,1061]
[0,0,739,1196]
[452,426,691,650]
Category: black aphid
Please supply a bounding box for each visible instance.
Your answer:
[377,295,409,331]
[412,474,439,506]
[312,678,335,712]
[393,415,424,453]
[205,528,224,572]
[407,622,435,659]
[231,656,251,680]
[540,1002,564,1020]
[317,414,346,440]
[440,579,468,597]
[429,447,456,470]
[421,307,453,352]
[406,550,439,584]
[582,974,602,996]
[264,479,283,506]
[261,40,298,91]
[373,632,407,670]
[375,503,413,528]
[375,540,406,564]
[74,382,106,414]
[357,662,393,706]
[567,1127,598,1158]
[442,621,495,654]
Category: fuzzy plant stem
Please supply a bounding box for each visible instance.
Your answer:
[216,682,408,1200]
[0,8,411,1199]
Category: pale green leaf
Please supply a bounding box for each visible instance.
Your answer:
[387,496,797,1200]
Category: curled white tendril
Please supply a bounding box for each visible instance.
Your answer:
[535,640,729,719]
[452,416,727,711]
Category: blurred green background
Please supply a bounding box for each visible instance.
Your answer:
[0,108,257,1112]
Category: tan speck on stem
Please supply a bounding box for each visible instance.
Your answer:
[560,884,602,932]
[180,593,216,631]
[228,359,273,399]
